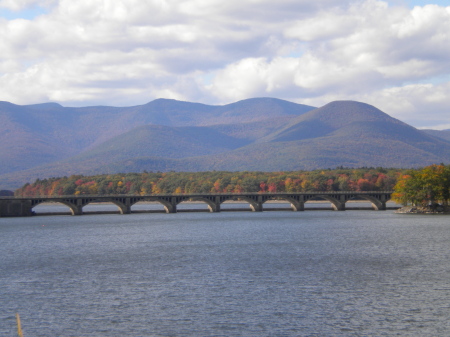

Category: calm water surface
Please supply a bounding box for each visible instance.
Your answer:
[1,209,450,336]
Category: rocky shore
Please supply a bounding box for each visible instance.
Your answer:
[395,205,450,214]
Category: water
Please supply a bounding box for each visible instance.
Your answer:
[1,209,450,336]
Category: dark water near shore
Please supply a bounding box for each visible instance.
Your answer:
[1,209,450,336]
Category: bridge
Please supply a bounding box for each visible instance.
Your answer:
[0,191,394,217]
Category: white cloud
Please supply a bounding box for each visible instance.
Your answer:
[362,83,450,128]
[205,0,450,127]
[0,0,450,128]
[284,12,357,42]
[208,57,304,102]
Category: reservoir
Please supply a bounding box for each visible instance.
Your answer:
[1,208,449,336]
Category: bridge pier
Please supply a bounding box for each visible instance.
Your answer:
[250,202,263,212]
[208,203,221,212]
[293,201,305,211]
[164,205,177,213]
[376,194,389,210]
[120,205,131,214]
[371,201,386,210]
[331,195,346,211]
[114,197,131,214]
[287,198,304,211]
[72,202,83,216]
[331,203,346,211]
[208,196,223,212]
[165,202,177,213]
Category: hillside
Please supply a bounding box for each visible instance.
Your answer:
[80,101,450,172]
[63,124,250,165]
[422,129,450,142]
[1,99,450,190]
[260,101,403,142]
[192,101,450,170]
[0,98,314,176]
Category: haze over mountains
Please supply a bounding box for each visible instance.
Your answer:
[1,97,450,189]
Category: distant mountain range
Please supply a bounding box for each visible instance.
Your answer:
[1,97,449,189]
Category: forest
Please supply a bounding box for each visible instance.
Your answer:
[14,168,401,197]
[392,164,450,207]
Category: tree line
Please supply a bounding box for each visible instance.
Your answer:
[15,168,400,197]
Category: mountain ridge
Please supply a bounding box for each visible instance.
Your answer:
[0,97,314,177]
[1,98,450,190]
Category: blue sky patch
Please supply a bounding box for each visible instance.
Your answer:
[0,6,49,20]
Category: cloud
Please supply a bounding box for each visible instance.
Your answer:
[206,1,450,127]
[364,83,450,128]
[208,57,297,101]
[0,0,449,128]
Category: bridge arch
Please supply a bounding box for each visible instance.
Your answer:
[129,200,167,213]
[304,195,345,211]
[178,197,219,212]
[31,199,79,216]
[219,196,261,212]
[130,197,175,213]
[350,195,386,210]
[34,198,131,215]
[262,196,302,211]
[84,198,129,214]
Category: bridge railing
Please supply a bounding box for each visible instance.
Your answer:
[2,191,394,200]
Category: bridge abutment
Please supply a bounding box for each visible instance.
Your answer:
[0,199,33,217]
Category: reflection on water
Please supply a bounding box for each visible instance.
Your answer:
[1,210,446,336]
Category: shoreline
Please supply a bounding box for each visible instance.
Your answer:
[395,206,450,214]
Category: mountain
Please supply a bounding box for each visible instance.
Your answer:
[204,101,450,170]
[60,124,250,166]
[259,101,406,142]
[0,98,314,175]
[422,129,450,142]
[95,101,450,172]
[1,99,450,190]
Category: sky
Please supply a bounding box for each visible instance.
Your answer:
[1,0,450,129]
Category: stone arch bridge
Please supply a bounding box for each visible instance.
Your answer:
[0,191,394,217]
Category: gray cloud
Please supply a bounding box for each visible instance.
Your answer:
[0,0,449,128]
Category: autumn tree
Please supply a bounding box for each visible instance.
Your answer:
[14,168,401,197]
[392,165,450,206]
